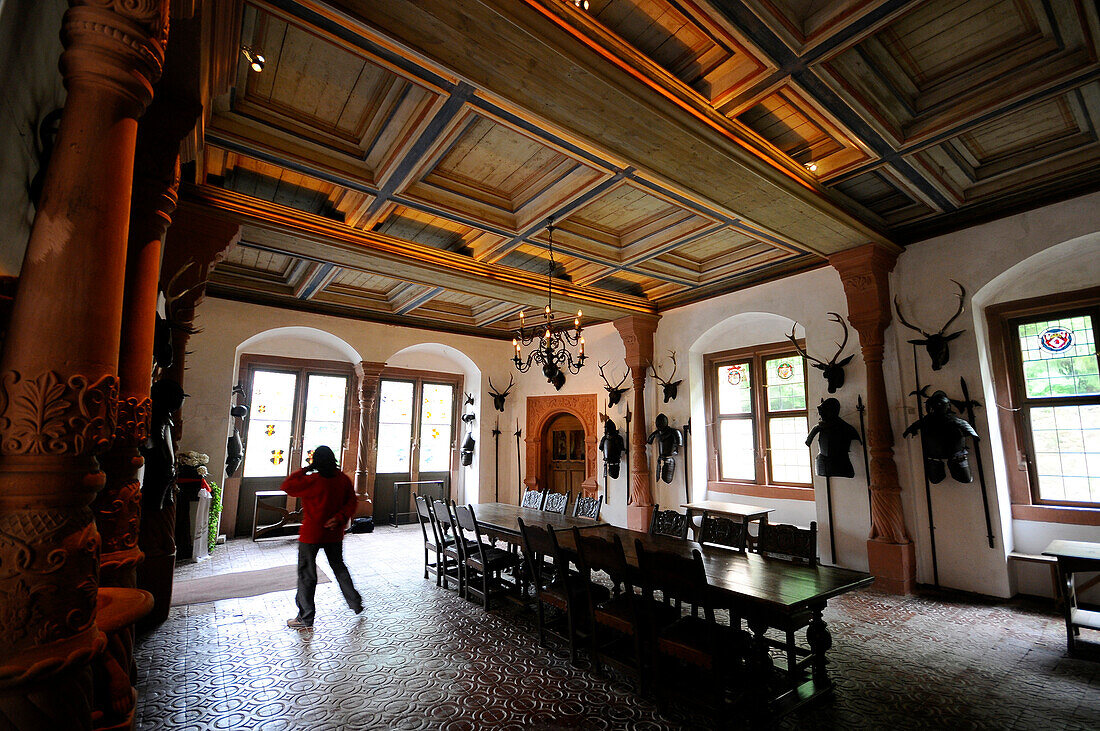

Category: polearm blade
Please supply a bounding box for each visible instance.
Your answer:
[856,395,871,518]
[682,419,691,504]
[960,377,995,549]
[912,343,939,588]
[492,419,501,503]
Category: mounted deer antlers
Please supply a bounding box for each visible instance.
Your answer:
[786,313,854,393]
[649,350,682,402]
[153,260,204,372]
[597,360,629,409]
[894,280,966,371]
[487,374,514,412]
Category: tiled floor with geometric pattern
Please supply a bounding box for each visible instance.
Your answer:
[135,525,1100,730]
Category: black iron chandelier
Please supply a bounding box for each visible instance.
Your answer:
[512,222,586,390]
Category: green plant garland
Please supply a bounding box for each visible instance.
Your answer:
[207,479,222,553]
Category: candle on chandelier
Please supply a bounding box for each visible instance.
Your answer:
[580,337,585,356]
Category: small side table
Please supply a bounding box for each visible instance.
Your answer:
[1042,539,1100,659]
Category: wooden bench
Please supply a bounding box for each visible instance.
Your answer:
[1008,551,1060,606]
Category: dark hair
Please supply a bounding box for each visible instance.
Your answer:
[310,445,339,478]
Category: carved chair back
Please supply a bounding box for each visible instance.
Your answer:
[699,512,747,551]
[648,505,689,540]
[572,494,603,520]
[756,521,818,566]
[521,488,546,510]
[542,490,570,515]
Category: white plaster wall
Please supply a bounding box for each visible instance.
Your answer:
[179,297,515,516]
[891,192,1100,597]
[654,267,870,571]
[0,0,67,276]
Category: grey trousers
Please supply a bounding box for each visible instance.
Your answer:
[295,541,362,625]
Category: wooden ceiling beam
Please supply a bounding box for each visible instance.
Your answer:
[181,183,654,321]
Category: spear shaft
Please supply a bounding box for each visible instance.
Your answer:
[912,343,940,588]
[856,395,871,518]
[960,377,995,549]
[492,419,501,503]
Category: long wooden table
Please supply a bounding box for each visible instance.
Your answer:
[474,504,873,714]
[472,502,607,538]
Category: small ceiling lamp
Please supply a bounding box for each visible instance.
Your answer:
[805,161,818,173]
[512,221,586,390]
[567,0,591,9]
[241,45,266,73]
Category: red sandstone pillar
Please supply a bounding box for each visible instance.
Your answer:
[0,1,169,727]
[830,244,916,594]
[613,315,660,531]
[355,362,385,517]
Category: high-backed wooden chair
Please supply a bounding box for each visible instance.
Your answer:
[756,521,818,565]
[517,518,572,651]
[542,490,570,515]
[753,521,819,686]
[573,528,649,688]
[415,495,444,586]
[635,540,745,706]
[432,499,466,593]
[649,505,690,540]
[571,494,603,520]
[453,503,520,610]
[520,488,546,510]
[699,512,747,552]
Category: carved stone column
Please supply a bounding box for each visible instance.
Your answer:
[830,243,916,594]
[356,362,386,516]
[613,314,660,531]
[0,1,168,728]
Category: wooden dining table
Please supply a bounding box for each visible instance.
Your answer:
[474,503,873,715]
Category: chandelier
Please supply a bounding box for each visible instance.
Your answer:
[512,222,586,390]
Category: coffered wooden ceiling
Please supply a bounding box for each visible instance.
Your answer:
[188,0,1100,337]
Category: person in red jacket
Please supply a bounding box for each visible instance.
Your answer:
[281,445,363,629]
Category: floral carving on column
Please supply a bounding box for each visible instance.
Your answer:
[613,315,660,530]
[524,394,599,497]
[357,362,385,515]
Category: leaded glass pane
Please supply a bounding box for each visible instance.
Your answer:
[717,362,752,414]
[765,355,807,412]
[377,380,413,473]
[1030,404,1100,503]
[418,384,454,472]
[768,416,811,484]
[1017,316,1099,399]
[243,370,297,478]
[300,374,348,469]
[719,418,755,480]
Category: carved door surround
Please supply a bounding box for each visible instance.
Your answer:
[524,394,599,498]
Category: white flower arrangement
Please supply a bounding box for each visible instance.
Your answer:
[179,451,210,468]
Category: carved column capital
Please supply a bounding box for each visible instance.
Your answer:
[829,243,899,339]
[61,0,170,115]
[613,314,660,371]
[0,371,119,457]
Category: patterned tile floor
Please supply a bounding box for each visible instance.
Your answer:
[135,526,1100,730]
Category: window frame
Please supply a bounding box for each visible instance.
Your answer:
[987,285,1100,525]
[704,340,814,501]
[374,367,463,481]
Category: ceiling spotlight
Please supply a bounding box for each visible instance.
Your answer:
[241,45,266,73]
[566,0,590,10]
[805,162,818,173]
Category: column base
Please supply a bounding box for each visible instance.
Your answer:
[627,505,654,532]
[867,538,916,594]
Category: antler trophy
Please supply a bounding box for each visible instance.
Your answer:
[649,350,682,403]
[894,280,966,371]
[786,313,854,393]
[597,361,629,409]
[487,374,514,413]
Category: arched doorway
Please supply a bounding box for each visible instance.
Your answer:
[542,413,586,494]
[524,393,599,497]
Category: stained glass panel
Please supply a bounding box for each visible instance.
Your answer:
[299,374,348,470]
[769,416,811,484]
[1017,316,1099,399]
[765,355,806,412]
[419,384,454,472]
[243,370,297,478]
[719,419,755,480]
[377,380,414,473]
[717,362,752,414]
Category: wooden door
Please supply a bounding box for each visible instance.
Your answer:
[544,413,586,494]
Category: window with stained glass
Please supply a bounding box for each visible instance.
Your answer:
[706,343,812,490]
[1011,310,1100,506]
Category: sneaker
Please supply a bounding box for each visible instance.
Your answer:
[287,617,312,630]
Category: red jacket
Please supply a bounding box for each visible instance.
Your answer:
[280,468,358,544]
